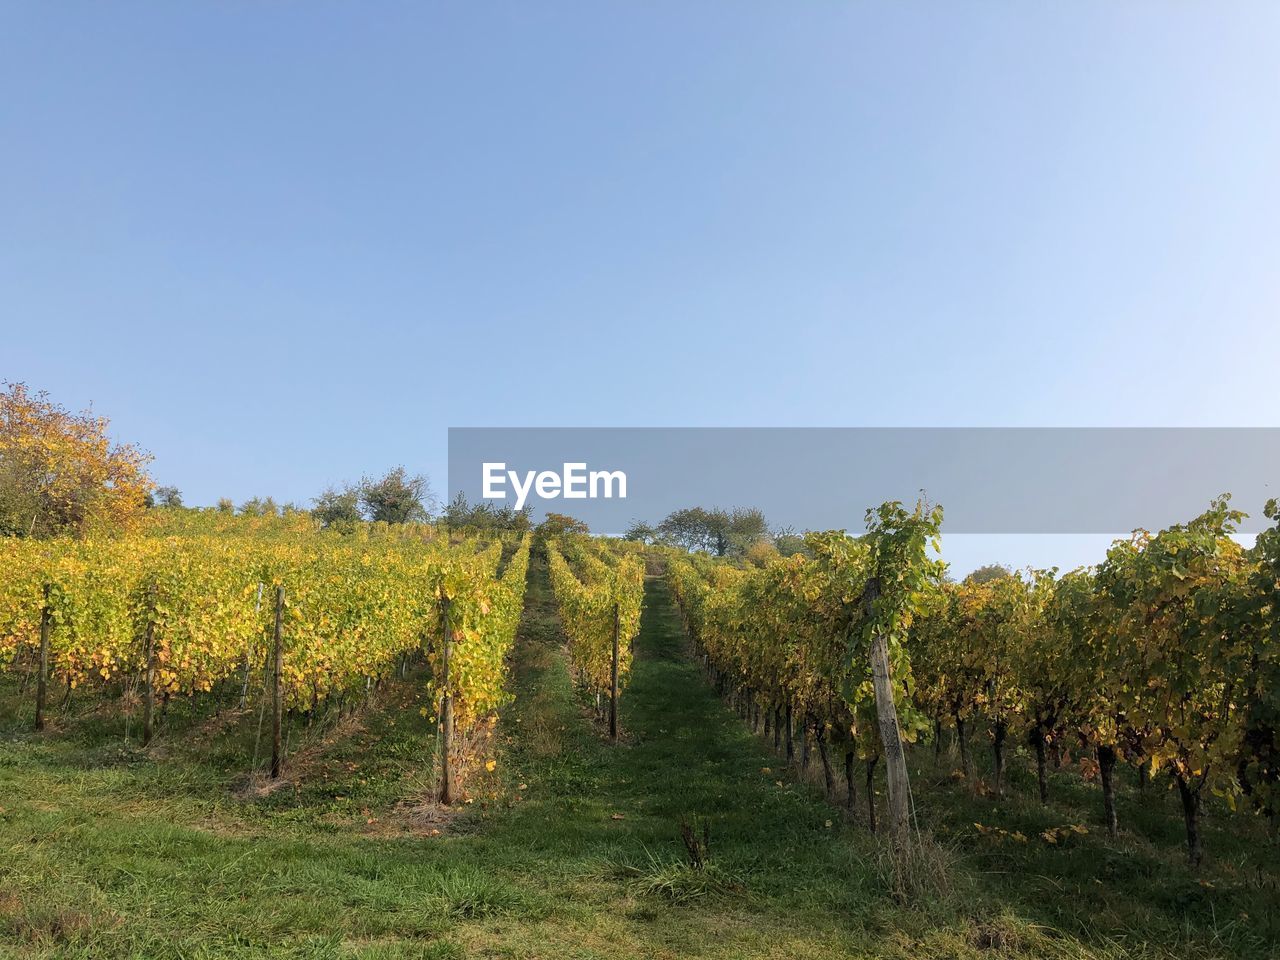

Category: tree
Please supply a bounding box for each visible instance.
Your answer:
[491,503,533,533]
[965,563,1012,584]
[313,484,363,527]
[723,507,769,556]
[216,498,234,514]
[658,507,716,551]
[153,485,183,508]
[0,382,152,538]
[772,526,810,558]
[537,512,589,538]
[657,506,771,556]
[443,492,531,533]
[360,467,432,524]
[443,492,470,528]
[238,497,280,517]
[622,521,658,544]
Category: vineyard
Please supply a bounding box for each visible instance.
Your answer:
[0,504,1277,959]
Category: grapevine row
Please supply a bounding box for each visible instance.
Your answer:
[910,496,1276,865]
[1,530,532,789]
[664,497,1279,866]
[546,535,644,736]
[664,504,939,839]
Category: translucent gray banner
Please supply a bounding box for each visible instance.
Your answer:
[446,428,1280,534]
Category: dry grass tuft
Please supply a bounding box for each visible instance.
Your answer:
[874,829,958,905]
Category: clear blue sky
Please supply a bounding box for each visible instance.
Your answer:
[3,3,1278,572]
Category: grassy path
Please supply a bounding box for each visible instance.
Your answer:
[1,555,1275,958]
[464,560,891,959]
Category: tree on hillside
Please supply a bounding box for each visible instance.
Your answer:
[622,520,658,544]
[313,484,362,527]
[239,496,281,517]
[537,512,589,538]
[443,492,531,532]
[772,525,810,558]
[657,506,770,556]
[966,563,1012,584]
[721,507,769,556]
[657,507,716,551]
[0,382,153,538]
[360,467,433,524]
[152,485,183,508]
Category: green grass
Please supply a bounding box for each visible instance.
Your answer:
[0,557,1276,958]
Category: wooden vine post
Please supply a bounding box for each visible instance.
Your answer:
[270,586,285,779]
[863,575,911,846]
[34,583,51,732]
[439,595,455,805]
[609,599,620,742]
